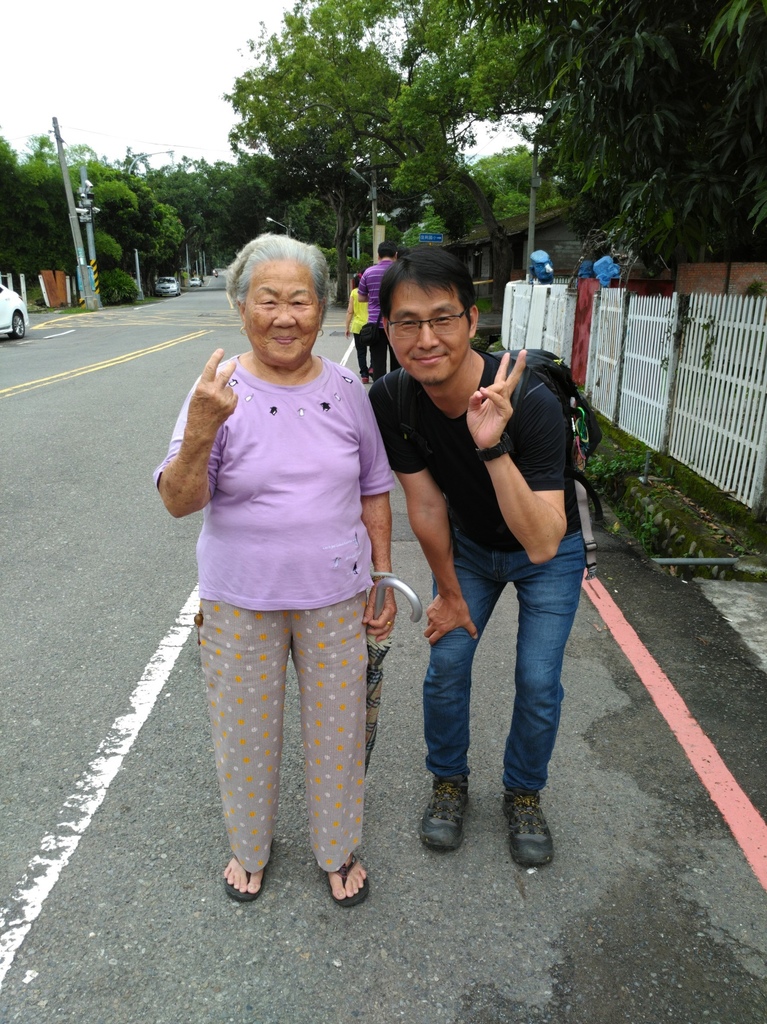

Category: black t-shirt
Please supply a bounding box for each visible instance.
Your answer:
[369,352,581,552]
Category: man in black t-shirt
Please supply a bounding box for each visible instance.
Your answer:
[369,248,585,867]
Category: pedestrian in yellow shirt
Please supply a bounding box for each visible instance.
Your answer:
[345,273,372,383]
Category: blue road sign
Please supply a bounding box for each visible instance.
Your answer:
[419,233,444,243]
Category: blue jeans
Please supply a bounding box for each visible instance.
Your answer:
[423,529,585,792]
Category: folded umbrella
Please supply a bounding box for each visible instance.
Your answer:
[365,574,423,771]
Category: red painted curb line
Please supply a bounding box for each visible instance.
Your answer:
[583,576,767,890]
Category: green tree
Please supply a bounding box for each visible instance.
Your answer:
[228,0,542,309]
[380,0,539,308]
[203,155,280,263]
[227,5,401,303]
[470,0,767,263]
[401,205,447,248]
[0,133,193,295]
[86,164,184,284]
[0,135,72,278]
[471,146,562,221]
[705,0,767,233]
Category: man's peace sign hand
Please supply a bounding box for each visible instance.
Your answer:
[466,349,527,452]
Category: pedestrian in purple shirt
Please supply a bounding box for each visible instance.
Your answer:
[358,240,400,381]
[155,234,396,907]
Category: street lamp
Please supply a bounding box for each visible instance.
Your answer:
[265,216,290,235]
[350,167,378,258]
[127,150,175,175]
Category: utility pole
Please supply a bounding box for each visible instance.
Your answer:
[134,249,144,301]
[526,139,541,279]
[371,168,378,257]
[78,166,102,308]
[52,118,99,310]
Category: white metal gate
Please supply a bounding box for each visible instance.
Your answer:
[502,282,571,355]
[586,288,625,422]
[542,285,569,360]
[619,292,679,451]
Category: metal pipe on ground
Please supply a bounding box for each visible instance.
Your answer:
[651,558,739,566]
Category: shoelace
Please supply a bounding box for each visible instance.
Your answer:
[430,782,465,821]
[508,793,548,835]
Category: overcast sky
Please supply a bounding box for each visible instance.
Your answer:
[2,1,293,169]
[3,1,507,171]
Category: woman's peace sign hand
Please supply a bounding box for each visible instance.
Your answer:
[186,349,239,439]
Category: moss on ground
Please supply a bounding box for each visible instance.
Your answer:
[589,418,767,581]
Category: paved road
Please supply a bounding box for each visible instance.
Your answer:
[1,283,765,1023]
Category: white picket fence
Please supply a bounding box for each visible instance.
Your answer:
[587,288,767,516]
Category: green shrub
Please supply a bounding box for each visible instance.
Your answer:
[319,246,338,275]
[100,268,138,306]
[348,255,374,274]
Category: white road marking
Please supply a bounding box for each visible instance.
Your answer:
[42,330,76,339]
[0,588,200,990]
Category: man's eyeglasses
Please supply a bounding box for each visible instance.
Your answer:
[387,308,470,340]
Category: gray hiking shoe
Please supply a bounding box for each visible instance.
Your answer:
[503,788,554,866]
[420,775,468,851]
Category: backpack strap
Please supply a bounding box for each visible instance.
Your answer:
[380,368,433,461]
[510,349,603,576]
[569,472,603,579]
[507,361,533,453]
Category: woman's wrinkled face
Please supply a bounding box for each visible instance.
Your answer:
[238,260,324,375]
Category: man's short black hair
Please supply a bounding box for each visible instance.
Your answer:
[379,247,475,319]
[377,240,398,258]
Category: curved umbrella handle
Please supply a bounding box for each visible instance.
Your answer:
[373,574,423,622]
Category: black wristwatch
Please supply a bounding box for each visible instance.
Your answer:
[475,431,514,461]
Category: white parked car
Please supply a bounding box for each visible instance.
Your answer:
[188,276,203,288]
[155,276,181,297]
[0,284,29,339]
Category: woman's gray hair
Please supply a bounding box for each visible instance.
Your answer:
[226,233,330,318]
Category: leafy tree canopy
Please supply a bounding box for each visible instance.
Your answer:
[468,0,767,262]
[227,2,406,301]
[471,146,563,221]
[0,136,71,277]
[228,0,543,307]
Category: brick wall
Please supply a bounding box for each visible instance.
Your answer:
[729,263,767,294]
[675,262,767,295]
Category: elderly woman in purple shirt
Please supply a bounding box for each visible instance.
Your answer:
[154,234,396,907]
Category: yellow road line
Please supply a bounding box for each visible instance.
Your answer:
[32,317,81,330]
[44,317,236,330]
[1,330,211,399]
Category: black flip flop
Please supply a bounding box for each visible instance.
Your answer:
[327,854,369,907]
[224,866,266,903]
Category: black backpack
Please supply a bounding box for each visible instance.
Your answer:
[390,348,604,577]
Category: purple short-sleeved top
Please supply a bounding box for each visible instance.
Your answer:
[154,357,394,611]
